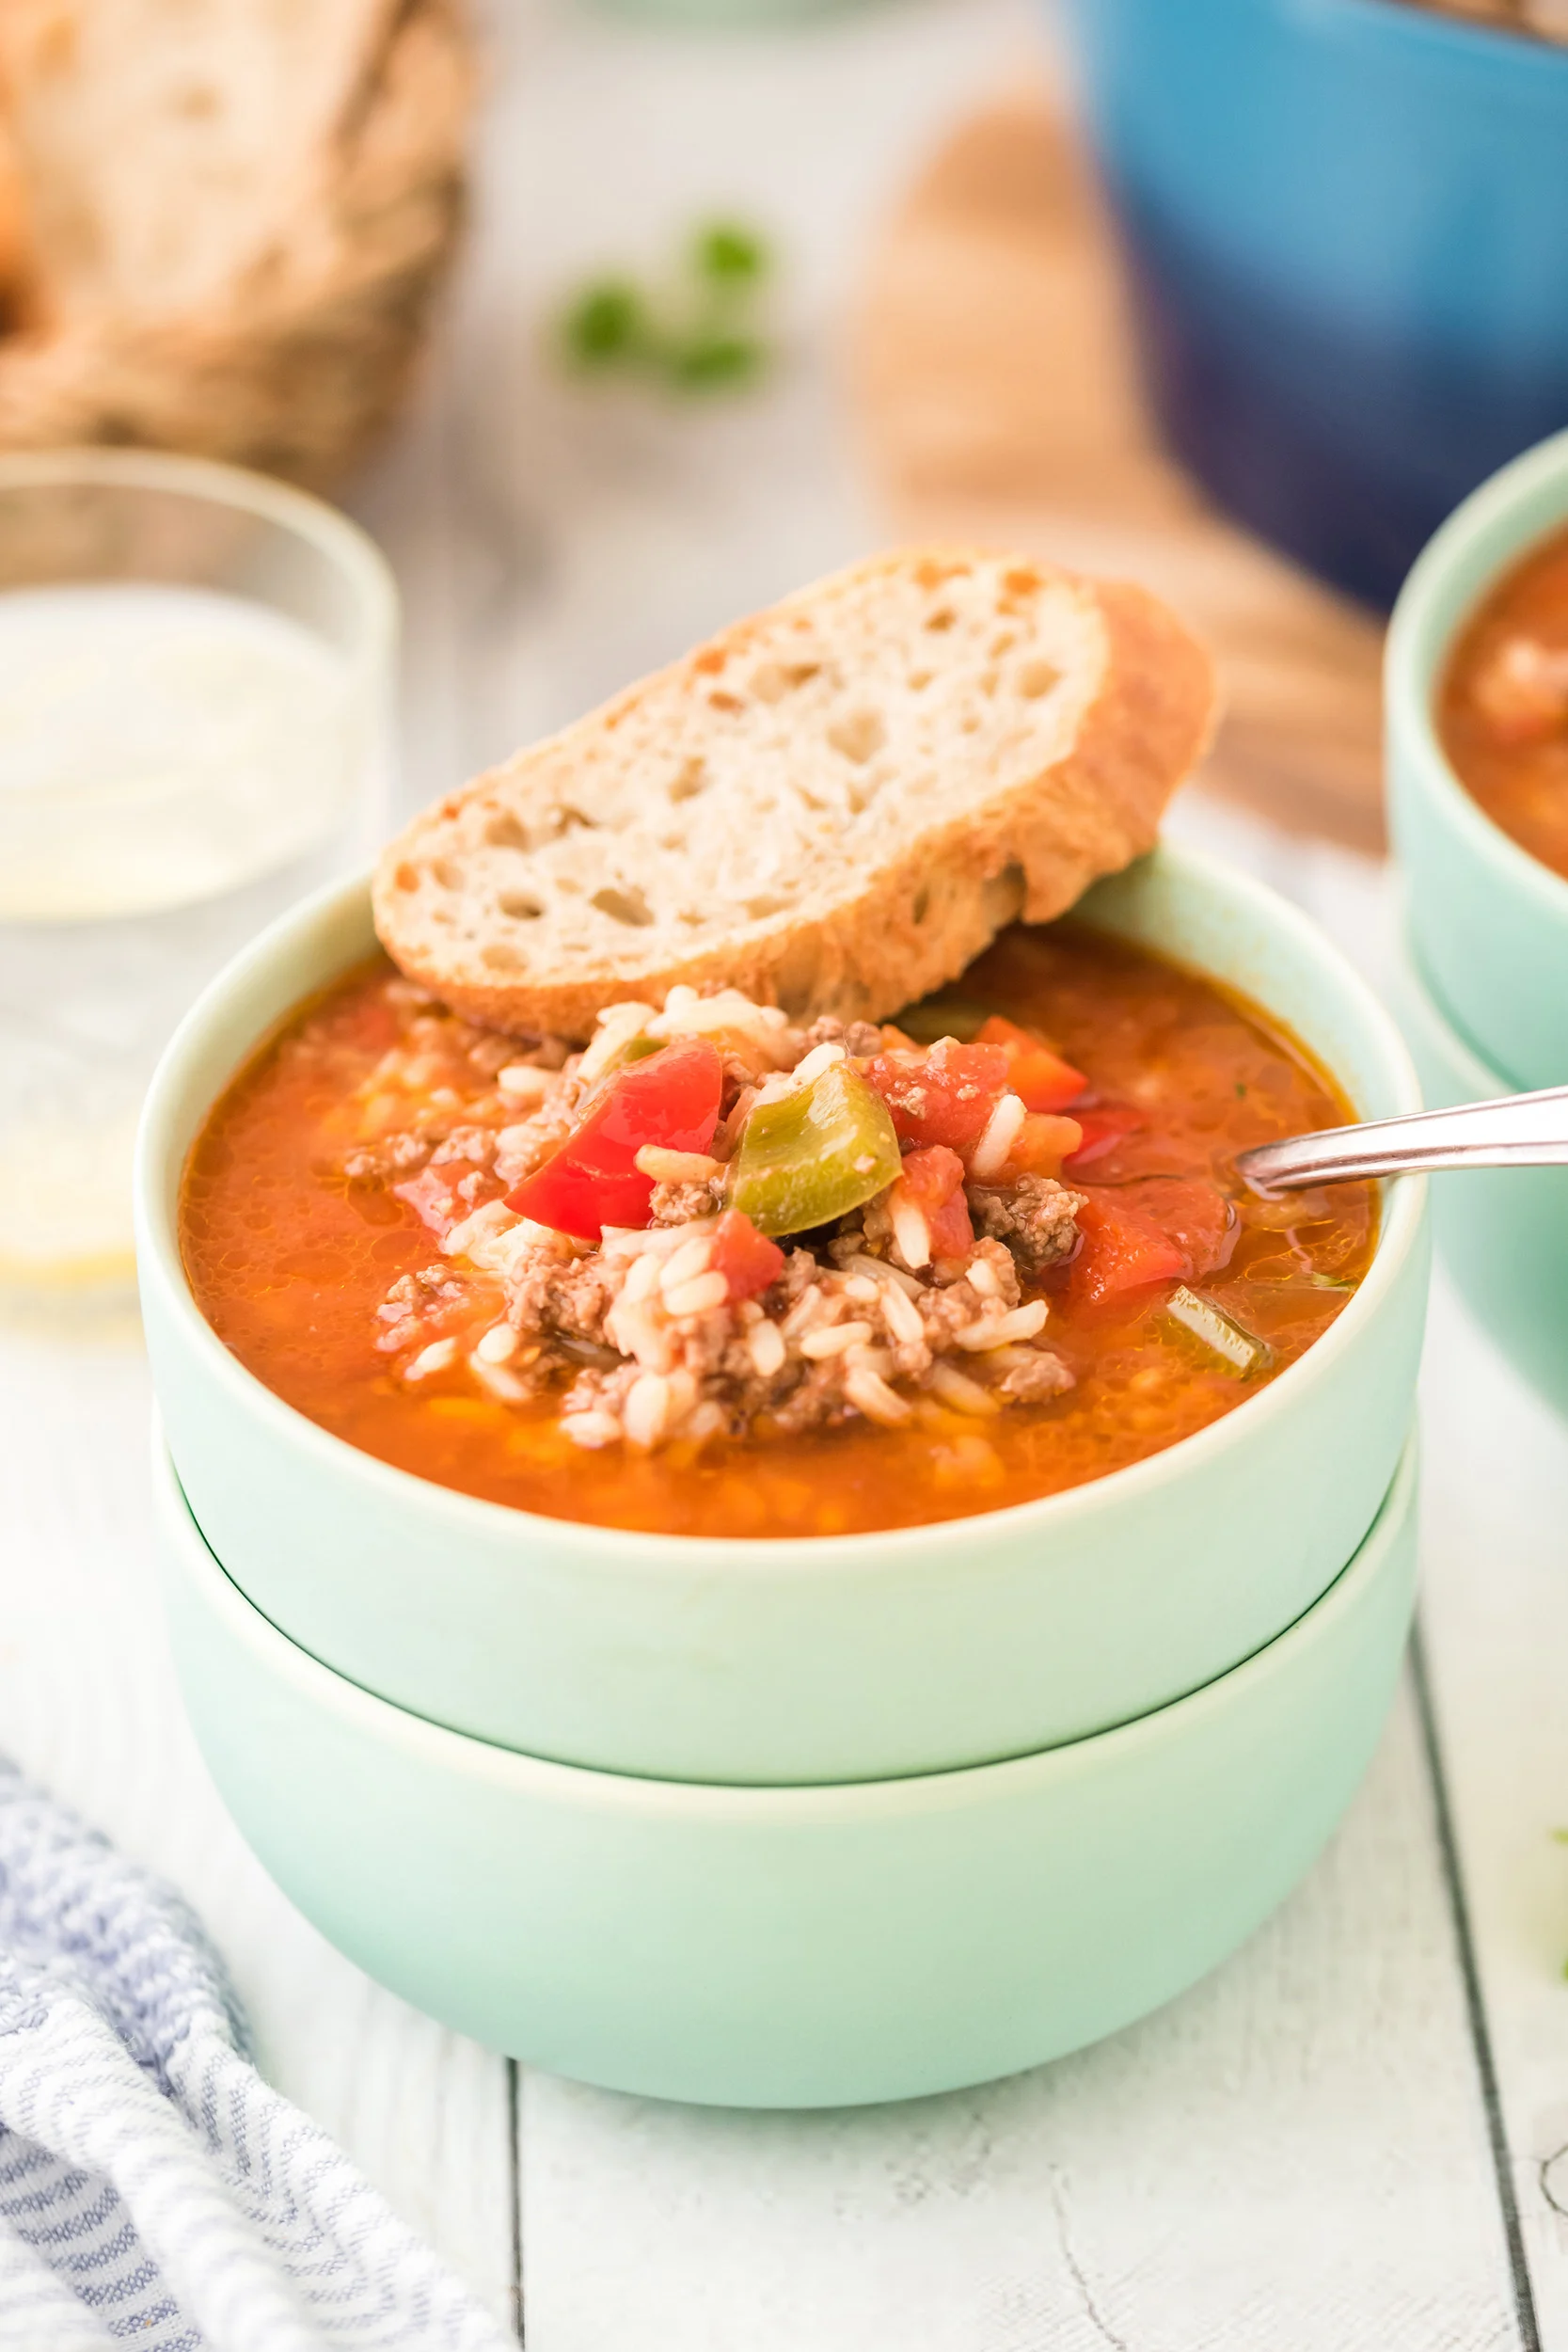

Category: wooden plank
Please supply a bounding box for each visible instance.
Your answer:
[0,1327,519,2332]
[1415,1273,1568,2352]
[517,1675,1517,2352]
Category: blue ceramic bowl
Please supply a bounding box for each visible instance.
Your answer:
[1062,0,1568,608]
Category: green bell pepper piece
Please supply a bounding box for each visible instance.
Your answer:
[729,1063,902,1237]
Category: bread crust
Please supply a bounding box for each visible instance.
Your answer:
[373,552,1218,1038]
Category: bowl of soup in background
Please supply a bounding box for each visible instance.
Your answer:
[1388,917,1568,1418]
[155,1426,1418,2108]
[1387,427,1568,1091]
[1061,0,1568,610]
[134,841,1429,1787]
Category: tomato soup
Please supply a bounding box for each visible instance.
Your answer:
[1440,523,1568,880]
[180,925,1376,1539]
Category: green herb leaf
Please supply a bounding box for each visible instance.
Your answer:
[561,279,649,369]
[666,333,766,390]
[695,221,770,287]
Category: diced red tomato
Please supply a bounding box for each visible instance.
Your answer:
[893,1143,974,1261]
[1069,1193,1186,1308]
[506,1037,723,1240]
[1113,1175,1235,1279]
[393,1164,471,1238]
[974,1015,1087,1112]
[864,1040,1009,1154]
[1062,1104,1144,1172]
[1003,1112,1084,1178]
[710,1208,786,1301]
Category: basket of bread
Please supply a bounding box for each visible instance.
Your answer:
[0,0,474,488]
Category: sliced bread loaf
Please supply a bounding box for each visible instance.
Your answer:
[373,548,1217,1038]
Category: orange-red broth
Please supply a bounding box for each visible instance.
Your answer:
[181,925,1376,1539]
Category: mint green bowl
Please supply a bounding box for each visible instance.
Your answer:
[135,842,1429,1787]
[155,1429,1418,2109]
[1389,924,1568,1418]
[1387,427,1568,1091]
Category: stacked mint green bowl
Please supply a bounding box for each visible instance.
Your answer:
[1387,428,1568,1412]
[137,844,1429,2106]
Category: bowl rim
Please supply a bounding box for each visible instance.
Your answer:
[1386,424,1568,925]
[135,838,1426,1574]
[156,1423,1418,1812]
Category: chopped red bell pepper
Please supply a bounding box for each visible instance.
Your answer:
[1113,1175,1236,1279]
[864,1040,1009,1154]
[1069,1193,1187,1308]
[1003,1112,1084,1178]
[892,1143,974,1261]
[506,1037,723,1240]
[710,1208,786,1301]
[1062,1103,1144,1172]
[974,1015,1087,1112]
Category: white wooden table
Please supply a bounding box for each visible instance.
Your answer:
[6,2,1568,2342]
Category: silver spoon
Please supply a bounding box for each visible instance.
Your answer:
[1235,1084,1568,1195]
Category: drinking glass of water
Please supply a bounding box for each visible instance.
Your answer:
[0,449,396,1311]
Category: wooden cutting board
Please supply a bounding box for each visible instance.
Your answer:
[853,87,1387,852]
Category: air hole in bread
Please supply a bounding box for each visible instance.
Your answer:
[981,861,1027,928]
[912,885,930,924]
[979,670,1000,696]
[709,691,743,714]
[990,632,1018,658]
[558,806,597,834]
[925,610,956,632]
[484,811,531,851]
[668,757,707,803]
[482,942,524,971]
[592,884,656,928]
[847,779,881,816]
[433,859,463,890]
[393,863,418,892]
[908,670,932,691]
[745,893,794,919]
[1020,660,1060,699]
[827,710,885,764]
[499,892,543,921]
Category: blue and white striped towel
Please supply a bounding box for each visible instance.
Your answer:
[0,1762,513,2350]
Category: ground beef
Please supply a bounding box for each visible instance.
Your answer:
[993,1348,1074,1403]
[429,1125,499,1169]
[650,1177,726,1224]
[803,1014,884,1058]
[973,1176,1085,1273]
[342,1131,434,1183]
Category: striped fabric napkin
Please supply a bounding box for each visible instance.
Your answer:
[0,1762,513,2351]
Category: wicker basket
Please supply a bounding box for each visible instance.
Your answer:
[0,0,474,490]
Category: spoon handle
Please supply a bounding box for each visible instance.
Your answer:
[1235,1084,1568,1193]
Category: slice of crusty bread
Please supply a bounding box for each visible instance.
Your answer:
[373,548,1218,1039]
